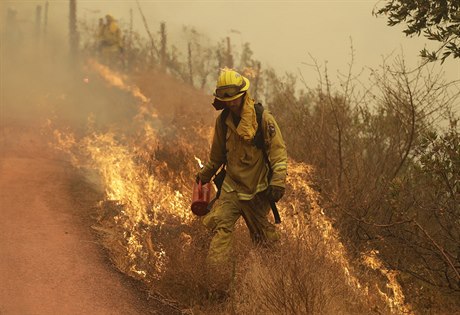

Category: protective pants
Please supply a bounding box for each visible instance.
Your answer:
[100,45,121,67]
[202,189,280,266]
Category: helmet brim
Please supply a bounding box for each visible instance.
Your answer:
[214,76,250,101]
[214,91,245,102]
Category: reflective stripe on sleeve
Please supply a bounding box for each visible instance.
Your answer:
[271,162,287,172]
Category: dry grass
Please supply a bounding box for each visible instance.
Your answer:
[232,234,368,315]
[48,61,421,314]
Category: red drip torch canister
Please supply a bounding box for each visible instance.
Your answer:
[191,180,211,216]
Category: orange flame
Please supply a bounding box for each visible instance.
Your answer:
[87,59,149,104]
[194,156,203,168]
[285,163,413,314]
[48,60,413,313]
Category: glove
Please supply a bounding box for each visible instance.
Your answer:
[267,185,285,203]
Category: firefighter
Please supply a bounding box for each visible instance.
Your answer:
[98,14,122,65]
[197,69,288,267]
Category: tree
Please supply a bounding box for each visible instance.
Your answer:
[69,0,79,59]
[375,0,460,63]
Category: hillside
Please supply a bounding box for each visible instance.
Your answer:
[2,6,459,313]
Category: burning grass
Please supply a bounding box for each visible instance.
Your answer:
[48,60,415,314]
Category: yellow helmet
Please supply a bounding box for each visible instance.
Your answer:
[214,70,250,101]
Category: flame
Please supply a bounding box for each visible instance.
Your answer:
[87,59,149,104]
[50,118,412,313]
[241,66,258,78]
[52,126,191,279]
[285,163,413,314]
[363,250,413,314]
[49,60,192,280]
[194,156,203,168]
[48,60,413,313]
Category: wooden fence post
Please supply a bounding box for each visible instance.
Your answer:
[69,0,79,59]
[35,5,42,39]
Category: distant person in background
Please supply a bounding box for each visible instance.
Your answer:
[196,69,288,288]
[97,14,123,67]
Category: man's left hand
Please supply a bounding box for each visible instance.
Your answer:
[267,185,285,202]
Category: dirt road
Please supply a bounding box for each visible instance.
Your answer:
[0,126,160,315]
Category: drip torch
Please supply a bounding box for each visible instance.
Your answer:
[191,157,211,216]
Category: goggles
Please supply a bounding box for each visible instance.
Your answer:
[214,80,246,99]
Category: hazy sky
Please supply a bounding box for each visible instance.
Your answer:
[3,1,459,89]
[75,0,459,86]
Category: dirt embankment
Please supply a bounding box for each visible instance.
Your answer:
[0,124,170,314]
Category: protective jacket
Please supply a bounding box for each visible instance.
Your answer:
[200,95,287,200]
[100,19,122,48]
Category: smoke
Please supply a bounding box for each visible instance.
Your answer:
[1,4,430,313]
[1,4,136,135]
